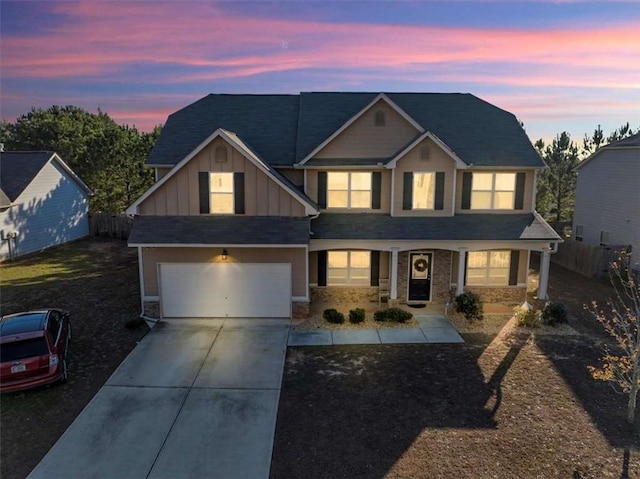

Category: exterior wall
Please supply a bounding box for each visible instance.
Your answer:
[305,169,391,214]
[0,160,89,261]
[393,137,456,217]
[454,169,535,214]
[464,286,526,304]
[139,137,305,217]
[314,100,419,159]
[141,247,307,297]
[310,286,378,303]
[574,149,640,270]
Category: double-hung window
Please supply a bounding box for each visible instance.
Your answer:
[471,173,515,210]
[210,173,234,214]
[412,172,435,210]
[327,251,370,285]
[327,172,371,209]
[467,251,511,286]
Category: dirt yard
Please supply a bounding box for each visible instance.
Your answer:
[271,258,639,479]
[0,239,147,479]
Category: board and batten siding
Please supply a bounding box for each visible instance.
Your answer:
[141,247,307,297]
[139,138,305,217]
[0,160,89,260]
[574,149,640,269]
[314,100,419,159]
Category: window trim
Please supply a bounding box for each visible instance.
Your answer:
[327,172,372,209]
[466,250,511,286]
[209,172,234,214]
[470,172,516,210]
[327,250,371,286]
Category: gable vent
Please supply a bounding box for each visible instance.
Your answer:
[374,110,386,127]
[215,146,228,163]
[420,146,431,160]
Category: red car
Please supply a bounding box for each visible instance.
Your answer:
[0,309,71,393]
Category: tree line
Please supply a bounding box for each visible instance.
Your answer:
[1,105,637,219]
[0,106,161,213]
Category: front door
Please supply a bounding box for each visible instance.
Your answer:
[408,252,432,301]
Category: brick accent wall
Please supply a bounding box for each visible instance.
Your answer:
[292,302,310,319]
[311,286,378,303]
[464,286,527,304]
[143,301,160,319]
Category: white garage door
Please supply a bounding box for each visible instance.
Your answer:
[159,263,291,318]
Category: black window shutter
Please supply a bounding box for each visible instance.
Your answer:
[318,251,327,287]
[463,251,468,287]
[370,250,380,287]
[434,172,445,210]
[371,172,382,209]
[461,172,472,210]
[509,251,520,285]
[402,172,413,210]
[318,172,327,209]
[198,172,210,214]
[233,173,245,214]
[514,172,526,210]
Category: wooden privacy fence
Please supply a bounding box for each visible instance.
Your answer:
[89,213,133,240]
[551,238,629,278]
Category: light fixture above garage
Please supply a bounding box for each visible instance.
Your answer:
[222,248,228,260]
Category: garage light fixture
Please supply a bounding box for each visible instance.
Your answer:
[222,249,228,260]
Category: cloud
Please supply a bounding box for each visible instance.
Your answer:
[2,1,638,92]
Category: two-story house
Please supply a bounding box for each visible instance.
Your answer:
[126,93,561,319]
[573,133,640,273]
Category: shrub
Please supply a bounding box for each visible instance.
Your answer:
[349,308,366,324]
[374,308,413,323]
[374,310,388,322]
[514,304,541,328]
[542,301,568,326]
[323,308,345,324]
[454,292,484,322]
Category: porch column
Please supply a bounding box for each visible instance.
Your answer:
[390,247,399,300]
[456,248,467,296]
[538,246,552,300]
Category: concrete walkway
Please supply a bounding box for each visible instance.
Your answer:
[288,315,464,346]
[28,318,290,479]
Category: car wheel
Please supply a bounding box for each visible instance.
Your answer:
[60,359,68,383]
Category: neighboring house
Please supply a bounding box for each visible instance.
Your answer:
[126,93,562,319]
[0,151,93,261]
[573,133,640,272]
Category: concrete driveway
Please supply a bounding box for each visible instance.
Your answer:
[28,318,290,479]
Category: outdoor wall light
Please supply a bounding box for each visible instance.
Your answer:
[222,249,228,260]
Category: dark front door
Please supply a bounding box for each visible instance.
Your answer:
[408,252,432,301]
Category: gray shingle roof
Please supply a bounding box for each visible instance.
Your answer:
[0,151,53,201]
[146,92,543,169]
[128,216,311,245]
[311,213,561,241]
[607,132,640,148]
[148,94,300,167]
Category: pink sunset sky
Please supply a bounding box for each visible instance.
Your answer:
[1,0,639,144]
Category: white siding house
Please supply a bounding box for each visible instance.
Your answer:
[573,133,640,272]
[0,151,93,261]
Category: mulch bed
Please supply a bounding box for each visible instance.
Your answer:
[0,238,147,479]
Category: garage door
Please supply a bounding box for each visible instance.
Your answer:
[158,263,291,318]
